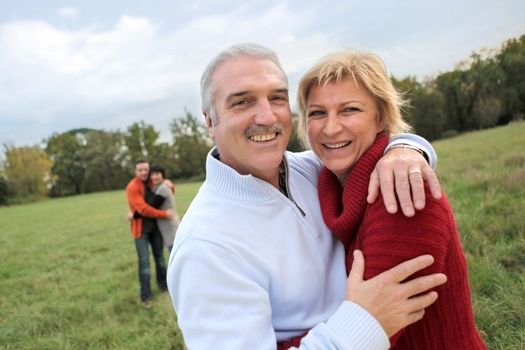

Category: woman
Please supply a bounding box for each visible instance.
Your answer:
[296,51,487,349]
[148,164,180,252]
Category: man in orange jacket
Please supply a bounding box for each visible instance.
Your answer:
[126,159,173,305]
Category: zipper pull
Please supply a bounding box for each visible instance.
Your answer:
[292,199,306,217]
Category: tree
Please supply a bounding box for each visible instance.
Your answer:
[170,111,211,178]
[125,121,162,162]
[123,121,180,177]
[0,176,8,205]
[497,35,525,121]
[392,76,421,127]
[393,77,445,140]
[287,113,306,152]
[3,145,53,199]
[46,132,86,196]
[411,87,446,141]
[82,130,130,193]
[473,96,502,129]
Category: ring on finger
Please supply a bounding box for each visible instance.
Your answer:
[409,168,422,175]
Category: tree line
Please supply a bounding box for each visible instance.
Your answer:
[0,111,211,204]
[0,34,523,205]
[394,34,524,140]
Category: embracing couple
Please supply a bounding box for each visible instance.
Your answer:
[166,44,487,349]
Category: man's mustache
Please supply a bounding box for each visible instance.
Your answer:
[244,124,283,137]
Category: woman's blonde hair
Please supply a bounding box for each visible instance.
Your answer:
[296,50,412,147]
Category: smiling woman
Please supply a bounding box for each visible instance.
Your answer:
[296,50,488,349]
[305,78,385,184]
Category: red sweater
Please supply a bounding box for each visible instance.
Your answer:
[126,177,169,238]
[317,133,487,349]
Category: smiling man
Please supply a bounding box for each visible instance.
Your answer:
[167,43,446,350]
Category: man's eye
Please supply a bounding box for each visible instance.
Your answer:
[233,100,247,106]
[271,95,288,102]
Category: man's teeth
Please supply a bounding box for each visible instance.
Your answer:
[250,133,277,142]
[324,141,351,149]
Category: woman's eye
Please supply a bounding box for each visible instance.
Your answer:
[342,107,359,113]
[308,110,325,118]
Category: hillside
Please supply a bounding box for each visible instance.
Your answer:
[0,122,523,349]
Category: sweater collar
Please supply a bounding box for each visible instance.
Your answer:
[318,133,388,244]
[204,147,286,201]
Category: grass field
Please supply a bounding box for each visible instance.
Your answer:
[1,122,524,349]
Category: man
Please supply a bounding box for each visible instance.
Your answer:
[167,43,446,349]
[126,160,172,305]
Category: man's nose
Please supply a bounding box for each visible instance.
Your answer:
[254,99,278,125]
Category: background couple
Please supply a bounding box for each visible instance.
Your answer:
[126,161,180,305]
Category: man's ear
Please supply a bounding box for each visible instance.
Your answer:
[203,112,215,139]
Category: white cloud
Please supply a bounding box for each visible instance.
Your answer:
[0,4,341,145]
[0,0,523,146]
[57,6,79,20]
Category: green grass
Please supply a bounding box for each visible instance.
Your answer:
[433,121,525,349]
[1,122,524,349]
[0,188,195,349]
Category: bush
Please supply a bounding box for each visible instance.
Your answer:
[441,129,459,139]
[0,176,8,206]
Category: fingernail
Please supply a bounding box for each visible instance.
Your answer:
[387,204,396,213]
[405,207,414,216]
[415,200,424,208]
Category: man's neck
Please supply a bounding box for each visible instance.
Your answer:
[212,148,282,189]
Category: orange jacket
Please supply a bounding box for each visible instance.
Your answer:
[126,177,169,238]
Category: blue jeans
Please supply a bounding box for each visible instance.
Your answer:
[134,224,167,301]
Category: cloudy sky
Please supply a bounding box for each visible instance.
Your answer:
[1,0,524,146]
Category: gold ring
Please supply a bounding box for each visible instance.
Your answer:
[409,169,422,175]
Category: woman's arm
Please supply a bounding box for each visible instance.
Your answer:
[358,189,452,346]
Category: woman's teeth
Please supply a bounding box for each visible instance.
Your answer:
[324,141,351,149]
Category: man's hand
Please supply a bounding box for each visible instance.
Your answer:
[127,211,134,222]
[345,250,447,337]
[163,179,174,190]
[367,147,442,217]
[165,209,174,220]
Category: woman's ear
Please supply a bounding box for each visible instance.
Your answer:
[376,114,386,133]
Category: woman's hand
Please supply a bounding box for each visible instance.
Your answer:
[367,147,442,217]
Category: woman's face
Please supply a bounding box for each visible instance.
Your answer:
[306,78,384,183]
[150,171,164,185]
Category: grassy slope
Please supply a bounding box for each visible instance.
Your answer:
[433,121,524,349]
[0,123,523,349]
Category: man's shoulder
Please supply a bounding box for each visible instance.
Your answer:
[126,177,138,187]
[175,183,262,243]
[126,177,143,190]
[286,150,322,184]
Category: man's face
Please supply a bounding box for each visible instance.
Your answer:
[135,162,149,182]
[207,55,292,185]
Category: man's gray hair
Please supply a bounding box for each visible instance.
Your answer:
[200,43,288,125]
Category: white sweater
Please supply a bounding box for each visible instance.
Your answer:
[168,135,436,350]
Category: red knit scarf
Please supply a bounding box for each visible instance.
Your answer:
[318,132,388,246]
